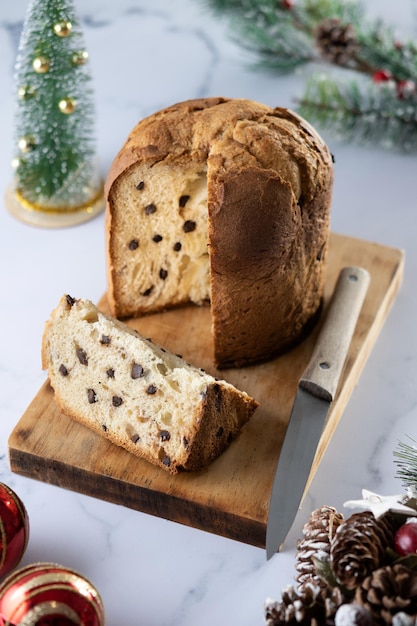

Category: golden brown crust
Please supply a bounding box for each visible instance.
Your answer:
[42,295,258,474]
[105,98,333,367]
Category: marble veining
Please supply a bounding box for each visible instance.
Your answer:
[0,1,417,624]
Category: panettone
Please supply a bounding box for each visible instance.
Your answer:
[105,97,333,368]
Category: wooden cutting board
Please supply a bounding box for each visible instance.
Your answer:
[8,233,404,548]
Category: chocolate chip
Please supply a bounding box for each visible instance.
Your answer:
[162,456,171,467]
[128,239,139,250]
[179,195,190,207]
[316,245,324,261]
[142,286,154,297]
[59,364,69,376]
[160,430,170,442]
[87,389,97,403]
[112,396,123,407]
[136,181,145,190]
[131,362,144,379]
[66,295,76,306]
[102,424,107,432]
[100,335,111,345]
[152,234,163,243]
[216,427,224,437]
[76,348,88,365]
[159,268,168,280]
[146,384,157,395]
[106,368,115,378]
[173,242,182,251]
[145,203,156,215]
[183,220,196,233]
[214,383,222,410]
[131,434,140,443]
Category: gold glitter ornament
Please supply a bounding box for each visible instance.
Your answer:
[71,50,89,65]
[18,85,36,100]
[33,56,50,73]
[53,20,72,37]
[58,97,76,114]
[18,136,36,153]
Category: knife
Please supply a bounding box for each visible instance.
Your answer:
[266,266,370,559]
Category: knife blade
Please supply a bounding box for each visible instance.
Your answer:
[266,266,370,559]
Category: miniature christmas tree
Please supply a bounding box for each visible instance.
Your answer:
[7,0,104,227]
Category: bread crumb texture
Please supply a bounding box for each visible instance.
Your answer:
[42,295,258,473]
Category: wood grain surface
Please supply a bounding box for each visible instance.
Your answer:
[8,233,404,548]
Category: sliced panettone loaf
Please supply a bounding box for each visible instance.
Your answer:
[42,295,258,473]
[105,97,334,369]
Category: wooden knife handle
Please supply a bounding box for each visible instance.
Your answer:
[299,266,370,402]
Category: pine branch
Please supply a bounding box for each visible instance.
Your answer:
[394,436,417,491]
[302,0,363,26]
[298,75,417,151]
[354,19,417,83]
[203,0,417,151]
[202,0,366,73]
[208,0,316,72]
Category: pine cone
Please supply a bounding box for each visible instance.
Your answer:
[314,18,360,66]
[264,581,344,625]
[330,511,395,590]
[296,506,344,590]
[354,564,417,625]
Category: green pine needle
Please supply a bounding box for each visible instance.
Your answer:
[394,436,417,491]
[297,74,417,152]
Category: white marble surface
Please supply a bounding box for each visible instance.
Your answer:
[0,1,417,624]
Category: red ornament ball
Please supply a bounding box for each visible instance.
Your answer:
[0,562,105,625]
[0,482,29,579]
[394,519,417,556]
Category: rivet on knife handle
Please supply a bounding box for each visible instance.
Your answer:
[300,266,370,402]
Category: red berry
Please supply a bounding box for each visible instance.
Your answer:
[394,520,417,556]
[372,69,392,83]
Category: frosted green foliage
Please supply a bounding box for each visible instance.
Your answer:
[202,0,364,72]
[395,436,417,491]
[203,0,417,151]
[13,0,101,209]
[298,75,417,152]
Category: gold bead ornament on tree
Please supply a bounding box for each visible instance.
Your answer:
[58,97,76,114]
[32,55,50,73]
[53,20,72,37]
[17,85,36,100]
[72,49,89,65]
[18,136,35,154]
[6,0,105,228]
